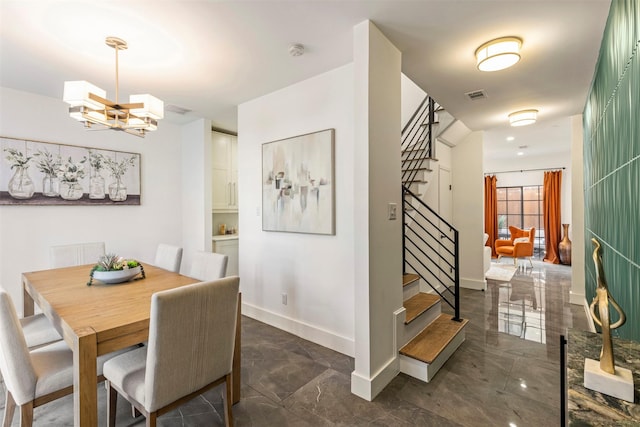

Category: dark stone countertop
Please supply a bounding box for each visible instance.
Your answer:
[568,329,640,426]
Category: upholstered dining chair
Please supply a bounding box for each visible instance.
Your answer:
[0,289,131,427]
[188,251,228,281]
[153,243,183,273]
[495,226,536,268]
[104,276,240,427]
[50,241,106,268]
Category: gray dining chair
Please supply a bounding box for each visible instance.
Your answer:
[153,243,183,273]
[104,276,240,427]
[188,251,228,281]
[50,241,106,268]
[0,289,132,427]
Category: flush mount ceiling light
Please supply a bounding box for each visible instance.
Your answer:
[509,109,538,127]
[475,37,522,72]
[63,37,163,138]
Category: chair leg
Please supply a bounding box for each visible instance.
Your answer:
[2,391,15,427]
[528,257,533,268]
[224,373,234,427]
[19,401,33,427]
[513,257,517,266]
[107,381,118,427]
[146,412,157,427]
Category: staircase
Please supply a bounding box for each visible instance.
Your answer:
[397,96,468,382]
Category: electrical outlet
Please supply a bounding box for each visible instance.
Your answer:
[388,203,397,220]
[281,293,287,305]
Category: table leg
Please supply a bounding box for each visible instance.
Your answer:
[22,277,34,316]
[73,327,98,427]
[232,293,241,404]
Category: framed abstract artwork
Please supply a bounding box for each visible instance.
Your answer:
[262,129,335,235]
[1,136,141,205]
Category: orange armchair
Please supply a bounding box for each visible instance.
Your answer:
[495,226,535,268]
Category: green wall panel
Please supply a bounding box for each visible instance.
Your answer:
[584,0,640,342]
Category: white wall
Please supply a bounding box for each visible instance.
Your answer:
[0,87,183,313]
[237,64,356,356]
[452,131,485,290]
[351,20,402,401]
[181,119,213,272]
[570,114,585,305]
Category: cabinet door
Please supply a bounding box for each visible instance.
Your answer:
[229,136,238,209]
[214,239,239,276]
[212,168,229,210]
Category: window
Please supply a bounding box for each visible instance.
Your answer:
[497,186,545,258]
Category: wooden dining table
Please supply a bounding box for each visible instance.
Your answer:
[22,263,241,426]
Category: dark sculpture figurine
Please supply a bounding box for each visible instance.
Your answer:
[589,238,626,374]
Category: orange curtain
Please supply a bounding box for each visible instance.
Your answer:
[484,175,498,257]
[543,170,562,264]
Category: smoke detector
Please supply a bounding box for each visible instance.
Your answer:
[289,43,305,57]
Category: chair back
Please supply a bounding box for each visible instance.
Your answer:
[0,290,37,405]
[508,226,536,244]
[189,251,228,281]
[144,277,239,412]
[50,242,106,268]
[154,244,183,273]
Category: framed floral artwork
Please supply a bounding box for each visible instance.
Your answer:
[262,129,335,235]
[0,136,141,205]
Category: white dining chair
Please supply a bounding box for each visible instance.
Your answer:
[104,277,240,427]
[0,289,133,427]
[153,244,183,273]
[188,251,228,281]
[50,241,106,268]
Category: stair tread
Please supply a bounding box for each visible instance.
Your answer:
[404,293,440,324]
[402,273,420,287]
[400,314,469,364]
[401,167,433,172]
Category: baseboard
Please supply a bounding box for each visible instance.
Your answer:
[570,290,585,306]
[242,301,355,357]
[351,355,399,401]
[460,276,485,290]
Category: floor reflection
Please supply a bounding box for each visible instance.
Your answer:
[485,261,579,353]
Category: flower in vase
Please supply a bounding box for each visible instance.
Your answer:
[3,148,32,169]
[56,156,86,183]
[85,150,105,172]
[103,154,136,181]
[34,149,62,176]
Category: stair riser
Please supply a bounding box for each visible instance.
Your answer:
[402,170,427,183]
[399,330,465,382]
[401,159,433,170]
[403,279,420,301]
[398,302,441,348]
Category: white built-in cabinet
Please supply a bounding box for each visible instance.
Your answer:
[211,131,238,212]
[212,237,239,276]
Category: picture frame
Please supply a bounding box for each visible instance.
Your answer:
[0,136,141,205]
[262,129,335,235]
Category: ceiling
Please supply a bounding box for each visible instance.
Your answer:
[0,0,611,154]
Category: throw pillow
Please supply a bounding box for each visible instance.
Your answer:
[513,237,529,244]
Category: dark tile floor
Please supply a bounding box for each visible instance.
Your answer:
[1,260,587,426]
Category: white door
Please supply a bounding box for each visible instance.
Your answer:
[438,167,454,286]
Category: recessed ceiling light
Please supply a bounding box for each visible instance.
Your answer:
[475,37,522,72]
[289,43,305,57]
[506,136,515,141]
[509,109,538,126]
[517,151,524,156]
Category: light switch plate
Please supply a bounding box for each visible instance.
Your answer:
[388,203,397,220]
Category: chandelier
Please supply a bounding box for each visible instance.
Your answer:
[63,37,163,138]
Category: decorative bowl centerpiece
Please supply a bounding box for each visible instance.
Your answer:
[87,253,145,286]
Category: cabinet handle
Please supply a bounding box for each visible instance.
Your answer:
[228,183,231,205]
[233,182,236,206]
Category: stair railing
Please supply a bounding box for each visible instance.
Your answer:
[401,94,460,322]
[402,185,460,321]
[402,96,436,186]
